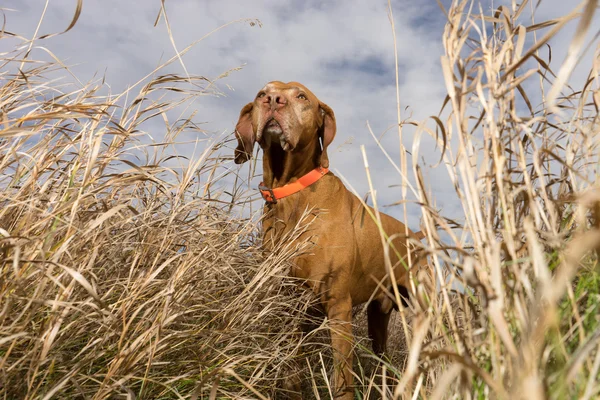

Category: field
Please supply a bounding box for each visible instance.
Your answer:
[1,0,599,398]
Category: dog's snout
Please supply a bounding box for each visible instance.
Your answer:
[274,95,286,105]
[264,93,287,109]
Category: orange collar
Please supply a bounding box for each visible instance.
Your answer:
[259,166,329,204]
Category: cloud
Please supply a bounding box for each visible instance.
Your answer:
[2,0,596,230]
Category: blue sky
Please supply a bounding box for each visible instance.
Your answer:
[2,0,597,230]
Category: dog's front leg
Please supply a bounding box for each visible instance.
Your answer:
[326,297,354,400]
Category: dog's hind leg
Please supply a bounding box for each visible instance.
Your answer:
[367,300,392,356]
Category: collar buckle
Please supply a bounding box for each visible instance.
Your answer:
[259,184,277,204]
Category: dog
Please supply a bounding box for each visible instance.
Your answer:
[234,81,425,399]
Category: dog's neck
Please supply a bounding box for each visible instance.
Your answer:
[262,137,321,188]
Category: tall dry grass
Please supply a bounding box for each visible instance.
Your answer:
[1,0,599,399]
[0,7,322,399]
[361,0,600,398]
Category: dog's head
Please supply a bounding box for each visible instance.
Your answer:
[234,81,336,168]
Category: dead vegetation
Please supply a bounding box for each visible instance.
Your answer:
[369,0,600,398]
[1,0,599,399]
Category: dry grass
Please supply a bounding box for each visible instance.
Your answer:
[1,0,600,399]
[362,0,600,398]
[0,9,321,399]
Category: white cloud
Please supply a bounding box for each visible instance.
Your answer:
[2,0,597,230]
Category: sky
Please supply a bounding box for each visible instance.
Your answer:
[2,0,598,230]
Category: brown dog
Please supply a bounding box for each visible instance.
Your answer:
[234,81,424,399]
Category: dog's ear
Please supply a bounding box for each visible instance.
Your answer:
[234,102,254,164]
[318,102,336,168]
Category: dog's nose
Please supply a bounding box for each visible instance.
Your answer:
[266,93,287,109]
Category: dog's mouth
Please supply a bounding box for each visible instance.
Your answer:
[263,118,292,151]
[264,118,283,136]
[261,118,292,151]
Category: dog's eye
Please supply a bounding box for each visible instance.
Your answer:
[257,92,266,98]
[297,94,307,100]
